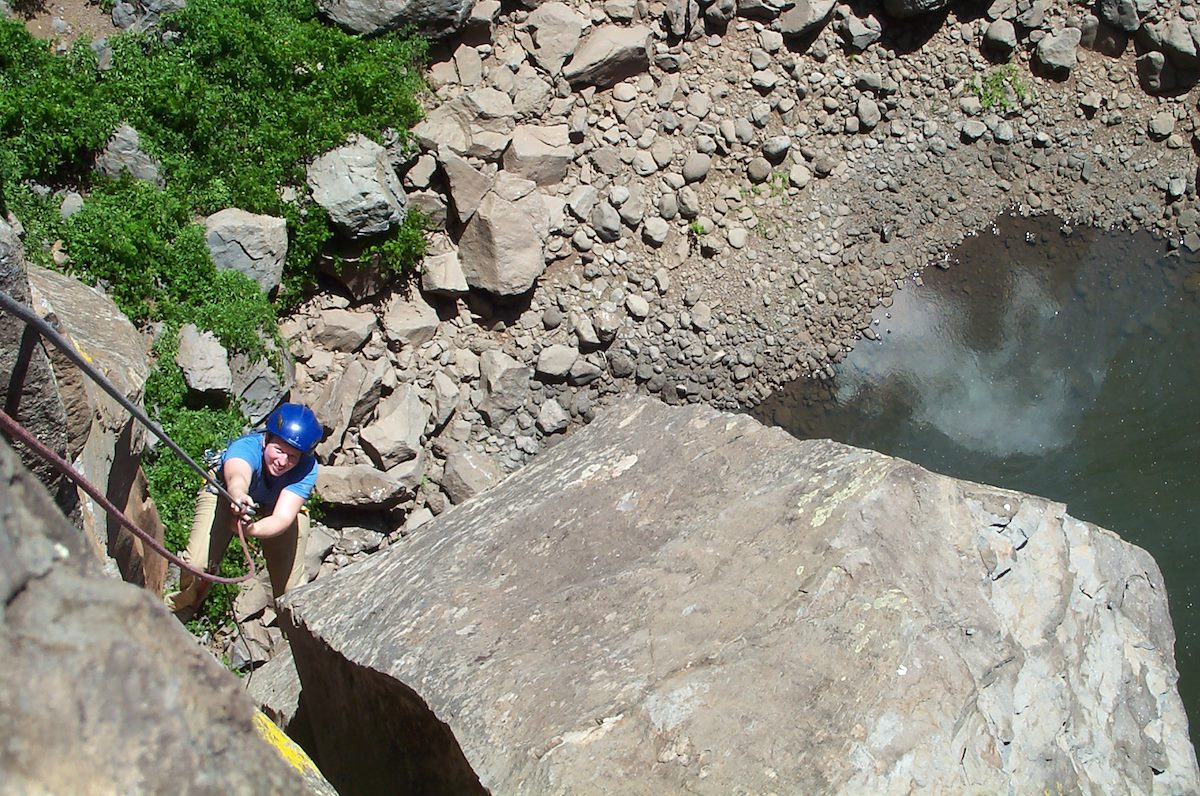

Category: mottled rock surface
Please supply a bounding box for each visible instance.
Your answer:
[281,398,1198,795]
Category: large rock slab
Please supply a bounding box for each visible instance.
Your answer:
[318,0,473,38]
[0,438,335,794]
[204,208,288,294]
[307,134,408,239]
[280,398,1199,796]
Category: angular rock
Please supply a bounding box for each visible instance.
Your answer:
[421,248,470,295]
[779,0,835,38]
[381,290,441,348]
[316,463,416,508]
[204,209,288,294]
[438,147,493,224]
[440,449,504,504]
[307,135,408,239]
[1035,28,1082,75]
[984,19,1017,58]
[502,124,574,186]
[523,2,585,75]
[478,349,531,423]
[414,89,516,161]
[535,344,579,379]
[1,440,334,795]
[458,173,548,296]
[312,308,377,353]
[94,123,164,188]
[1098,0,1140,33]
[317,0,473,38]
[562,25,653,89]
[230,349,294,424]
[360,385,427,470]
[664,0,702,39]
[280,398,1199,796]
[536,398,570,433]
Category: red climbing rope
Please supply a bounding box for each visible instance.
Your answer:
[0,406,257,585]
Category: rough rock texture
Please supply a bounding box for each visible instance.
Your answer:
[281,398,1198,795]
[562,25,652,88]
[175,322,232,395]
[307,134,408,239]
[25,265,159,589]
[93,123,164,187]
[457,173,549,295]
[318,0,474,38]
[0,438,335,794]
[0,219,75,515]
[204,208,289,294]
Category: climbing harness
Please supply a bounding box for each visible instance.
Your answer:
[0,287,257,585]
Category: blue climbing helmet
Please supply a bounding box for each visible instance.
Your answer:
[266,403,323,454]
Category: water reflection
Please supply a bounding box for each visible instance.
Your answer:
[756,214,1200,740]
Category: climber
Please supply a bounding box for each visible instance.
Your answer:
[167,402,323,620]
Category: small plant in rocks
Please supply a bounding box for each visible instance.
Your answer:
[971,63,1033,112]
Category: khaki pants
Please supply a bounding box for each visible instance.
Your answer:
[167,486,310,619]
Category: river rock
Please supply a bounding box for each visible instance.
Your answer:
[562,25,653,89]
[204,209,288,294]
[458,173,549,296]
[279,397,1199,795]
[317,0,473,38]
[307,134,408,239]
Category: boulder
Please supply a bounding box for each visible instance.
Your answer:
[231,348,294,424]
[279,398,1199,795]
[413,89,516,160]
[311,358,386,459]
[307,134,408,239]
[0,225,74,515]
[0,438,335,795]
[1098,0,1140,33]
[204,209,288,294]
[440,449,503,504]
[478,349,531,423]
[522,2,585,75]
[438,146,494,223]
[664,0,702,39]
[779,0,836,39]
[882,0,950,19]
[1035,28,1082,76]
[316,463,416,508]
[421,248,470,295]
[360,385,427,470]
[24,264,163,584]
[502,124,574,186]
[175,323,232,396]
[458,173,549,296]
[312,307,377,353]
[94,123,164,188]
[381,290,441,348]
[535,343,579,379]
[317,0,474,38]
[562,25,653,89]
[536,397,570,433]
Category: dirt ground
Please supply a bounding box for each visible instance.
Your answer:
[11,0,119,47]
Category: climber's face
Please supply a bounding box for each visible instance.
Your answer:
[264,436,302,477]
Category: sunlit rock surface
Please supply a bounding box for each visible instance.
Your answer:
[282,396,1198,795]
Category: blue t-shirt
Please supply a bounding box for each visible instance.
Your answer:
[221,432,318,509]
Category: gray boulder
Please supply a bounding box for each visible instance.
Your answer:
[307,135,408,239]
[440,449,503,504]
[984,19,1018,58]
[421,248,470,296]
[94,123,165,188]
[318,0,474,38]
[438,146,493,223]
[458,173,549,296]
[381,290,441,349]
[312,307,377,353]
[204,209,288,294]
[360,386,428,470]
[1,438,335,795]
[279,397,1198,795]
[502,124,574,186]
[535,343,578,379]
[478,349,531,423]
[562,25,653,89]
[317,463,418,508]
[522,2,584,75]
[1098,0,1140,33]
[413,89,515,160]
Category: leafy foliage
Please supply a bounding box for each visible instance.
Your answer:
[971,64,1033,112]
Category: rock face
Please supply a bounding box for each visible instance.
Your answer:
[0,438,335,794]
[318,0,474,38]
[280,398,1199,795]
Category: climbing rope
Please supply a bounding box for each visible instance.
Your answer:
[0,288,256,585]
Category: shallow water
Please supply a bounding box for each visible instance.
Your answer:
[756,213,1200,743]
